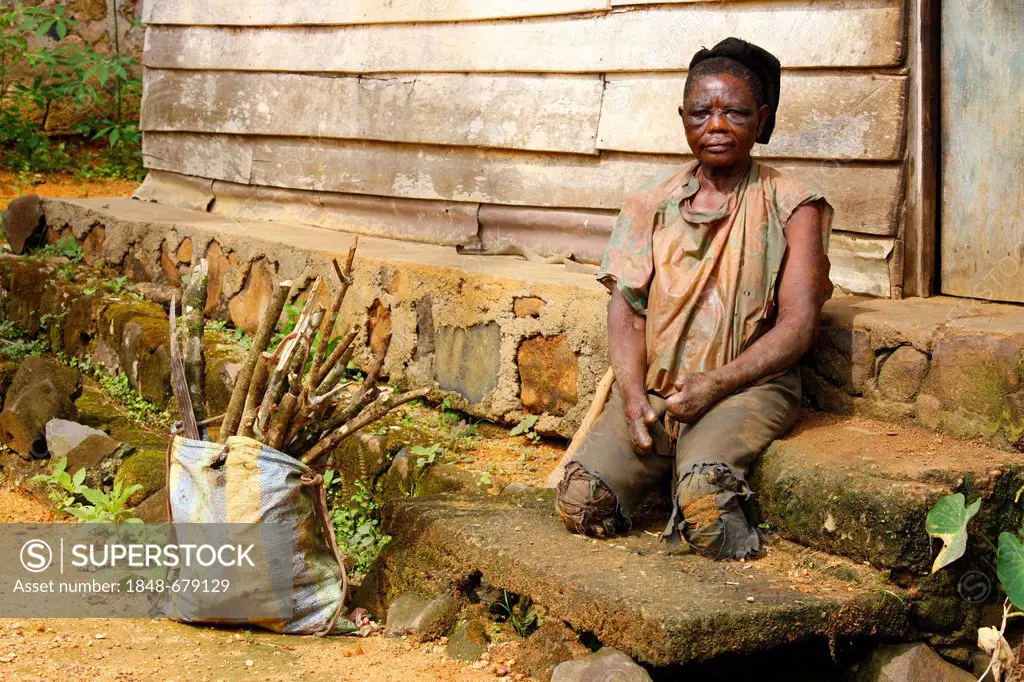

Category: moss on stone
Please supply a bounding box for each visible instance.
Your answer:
[114,449,166,507]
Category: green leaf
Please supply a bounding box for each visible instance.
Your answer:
[925,493,981,573]
[998,532,1024,610]
[71,467,87,488]
[80,488,107,506]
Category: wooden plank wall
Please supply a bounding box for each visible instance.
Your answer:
[139,0,910,297]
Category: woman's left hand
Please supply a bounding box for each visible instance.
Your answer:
[665,371,729,423]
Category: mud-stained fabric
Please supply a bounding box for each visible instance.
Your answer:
[596,159,832,396]
[555,461,630,537]
[563,368,802,554]
[664,462,760,560]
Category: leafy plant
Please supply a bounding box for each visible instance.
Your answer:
[329,477,391,575]
[411,443,440,470]
[925,492,981,573]
[69,479,144,523]
[32,457,143,523]
[0,318,46,360]
[493,590,539,637]
[0,2,143,178]
[31,457,86,510]
[926,491,1024,680]
[511,415,541,444]
[34,236,84,263]
[105,275,132,295]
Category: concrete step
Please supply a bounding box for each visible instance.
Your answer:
[374,492,909,667]
[751,411,1024,573]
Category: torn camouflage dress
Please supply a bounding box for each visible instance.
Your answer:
[556,159,833,559]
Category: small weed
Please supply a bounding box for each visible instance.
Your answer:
[493,590,539,637]
[411,443,441,470]
[61,354,172,427]
[328,476,391,575]
[0,319,47,360]
[31,457,143,523]
[477,463,495,488]
[35,236,84,264]
[39,309,66,332]
[511,415,541,444]
[105,275,131,295]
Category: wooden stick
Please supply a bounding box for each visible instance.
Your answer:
[220,280,291,442]
[287,328,388,454]
[313,326,358,389]
[309,240,358,386]
[181,260,209,424]
[168,294,200,440]
[544,367,615,489]
[266,393,299,450]
[256,278,322,434]
[300,387,430,465]
[239,356,270,439]
[312,330,390,413]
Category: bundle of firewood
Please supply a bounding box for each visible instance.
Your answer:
[168,240,428,465]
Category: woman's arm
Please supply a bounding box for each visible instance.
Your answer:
[665,202,830,421]
[608,287,659,453]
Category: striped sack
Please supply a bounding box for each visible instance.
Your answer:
[166,435,355,635]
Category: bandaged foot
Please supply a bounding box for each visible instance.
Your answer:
[555,461,631,537]
[663,462,760,560]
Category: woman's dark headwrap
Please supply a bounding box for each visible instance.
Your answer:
[689,37,781,144]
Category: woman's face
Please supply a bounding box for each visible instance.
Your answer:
[679,72,769,170]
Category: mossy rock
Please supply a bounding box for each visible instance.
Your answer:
[114,449,167,507]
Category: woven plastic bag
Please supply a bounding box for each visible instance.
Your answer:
[165,435,355,635]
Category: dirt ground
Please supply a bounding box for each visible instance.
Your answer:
[0,171,139,206]
[0,485,520,682]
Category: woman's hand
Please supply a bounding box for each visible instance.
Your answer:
[665,371,729,423]
[624,396,659,455]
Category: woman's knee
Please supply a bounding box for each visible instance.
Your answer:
[555,462,629,537]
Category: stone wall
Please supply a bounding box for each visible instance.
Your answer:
[39,197,610,439]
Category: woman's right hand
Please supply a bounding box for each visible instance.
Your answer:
[624,397,659,455]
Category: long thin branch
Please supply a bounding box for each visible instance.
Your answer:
[181,260,209,424]
[256,278,322,435]
[309,240,358,387]
[168,295,199,440]
[220,280,291,442]
[238,356,270,439]
[300,387,430,465]
[313,326,358,389]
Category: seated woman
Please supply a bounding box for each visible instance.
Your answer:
[555,37,834,560]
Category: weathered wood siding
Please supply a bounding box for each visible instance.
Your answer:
[939,0,1023,303]
[140,0,910,297]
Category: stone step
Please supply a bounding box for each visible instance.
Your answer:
[751,411,1024,573]
[375,492,909,667]
[803,295,1024,453]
